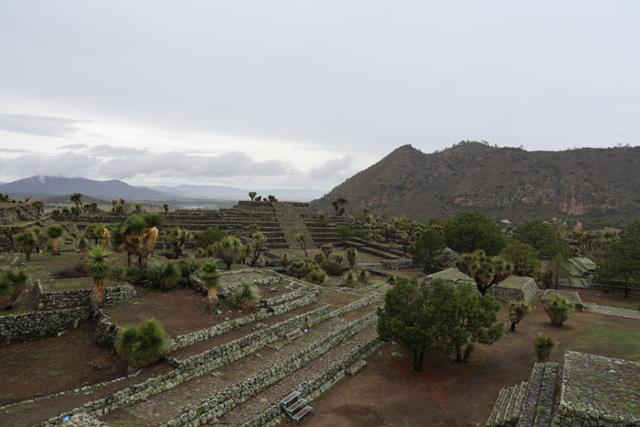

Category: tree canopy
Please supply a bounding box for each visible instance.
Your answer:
[444,211,506,255]
[501,240,539,277]
[411,227,445,273]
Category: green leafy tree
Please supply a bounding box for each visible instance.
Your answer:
[596,220,640,297]
[215,235,245,270]
[513,220,565,258]
[444,211,506,255]
[87,246,111,308]
[411,228,445,273]
[543,294,574,327]
[443,283,503,363]
[501,240,539,276]
[115,318,169,367]
[195,226,225,248]
[337,226,352,247]
[377,278,448,371]
[0,269,28,310]
[456,250,513,295]
[46,224,64,255]
[508,300,530,332]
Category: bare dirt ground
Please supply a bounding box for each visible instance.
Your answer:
[297,305,640,427]
[568,286,640,310]
[0,322,127,406]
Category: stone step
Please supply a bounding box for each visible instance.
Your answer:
[94,298,379,427]
[516,363,560,427]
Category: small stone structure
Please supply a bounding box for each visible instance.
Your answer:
[0,307,91,346]
[426,269,539,304]
[486,351,640,427]
[567,257,597,288]
[33,281,137,310]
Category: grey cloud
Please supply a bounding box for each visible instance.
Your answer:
[60,143,89,150]
[89,145,149,157]
[309,155,355,178]
[0,113,86,137]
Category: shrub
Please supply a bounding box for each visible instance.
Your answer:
[288,258,319,279]
[320,243,334,258]
[357,269,370,285]
[386,274,397,285]
[313,252,325,265]
[543,294,574,327]
[0,269,28,310]
[115,318,170,367]
[195,226,225,248]
[321,259,344,276]
[533,333,554,362]
[159,262,180,290]
[177,257,199,286]
[281,252,290,267]
[508,300,530,332]
[228,282,261,310]
[306,267,327,284]
[343,270,357,286]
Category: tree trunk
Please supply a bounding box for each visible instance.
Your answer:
[25,250,31,261]
[510,321,517,332]
[207,286,218,306]
[624,278,629,298]
[127,252,131,267]
[52,237,61,255]
[226,261,232,270]
[92,280,106,309]
[455,345,463,363]
[413,350,425,371]
[463,343,474,363]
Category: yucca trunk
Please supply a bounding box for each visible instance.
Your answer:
[51,237,61,255]
[23,244,33,261]
[207,286,218,306]
[92,279,106,309]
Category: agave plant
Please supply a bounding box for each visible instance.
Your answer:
[46,224,64,255]
[199,259,220,306]
[87,245,111,309]
[228,282,261,311]
[115,318,169,367]
[159,262,180,290]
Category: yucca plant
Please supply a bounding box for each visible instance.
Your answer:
[0,269,28,310]
[215,235,245,270]
[115,318,169,367]
[281,252,290,268]
[320,243,334,258]
[70,193,83,213]
[46,225,64,255]
[357,269,370,285]
[87,245,111,309]
[159,262,180,290]
[456,250,513,295]
[228,282,261,311]
[78,236,89,255]
[508,300,530,332]
[533,333,554,362]
[306,267,326,285]
[544,294,574,327]
[15,228,37,261]
[347,247,357,269]
[199,259,220,306]
[343,269,357,286]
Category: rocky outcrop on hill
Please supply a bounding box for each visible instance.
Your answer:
[312,142,640,225]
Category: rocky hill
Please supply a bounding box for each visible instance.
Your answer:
[311,142,640,225]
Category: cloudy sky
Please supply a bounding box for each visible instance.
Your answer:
[1,1,639,190]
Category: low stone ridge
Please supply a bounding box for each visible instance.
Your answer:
[33,281,137,310]
[552,351,640,426]
[0,307,91,346]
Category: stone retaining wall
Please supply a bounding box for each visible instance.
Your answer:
[0,307,91,346]
[242,336,381,427]
[160,312,377,427]
[33,281,137,310]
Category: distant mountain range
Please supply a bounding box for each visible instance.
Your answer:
[0,176,325,202]
[311,142,640,226]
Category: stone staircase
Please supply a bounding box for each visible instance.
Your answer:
[272,202,316,249]
[486,362,560,427]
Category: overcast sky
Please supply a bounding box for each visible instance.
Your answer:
[1,1,639,189]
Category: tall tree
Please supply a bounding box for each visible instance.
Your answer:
[501,240,539,276]
[513,220,566,258]
[444,211,506,255]
[411,228,445,273]
[596,220,640,297]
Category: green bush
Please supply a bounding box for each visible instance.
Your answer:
[343,270,357,286]
[543,294,574,327]
[0,269,28,310]
[306,267,327,284]
[533,333,554,362]
[357,269,370,285]
[228,282,261,310]
[321,259,344,276]
[159,262,180,290]
[115,318,169,367]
